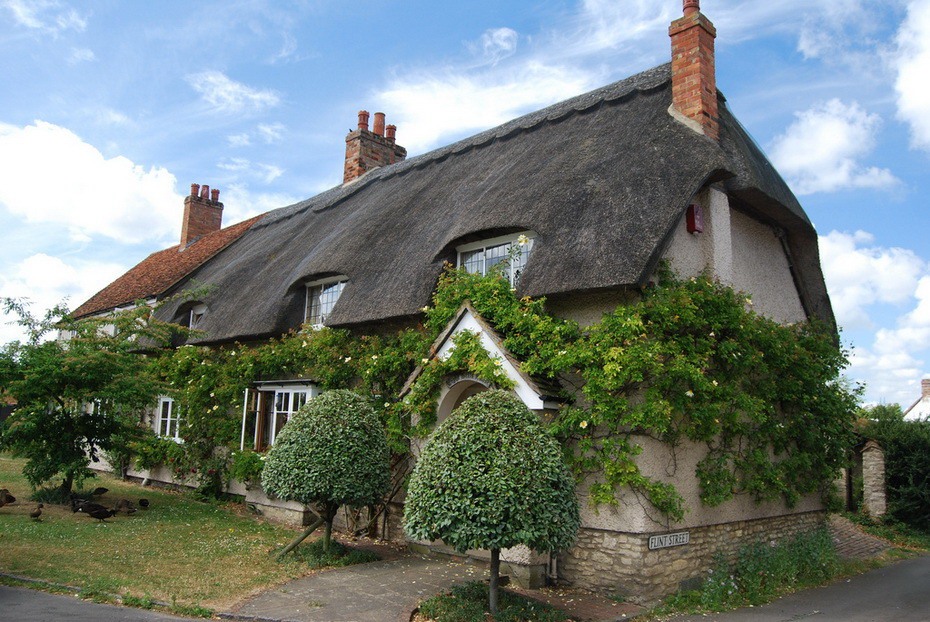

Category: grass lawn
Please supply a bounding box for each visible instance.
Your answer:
[0,454,354,613]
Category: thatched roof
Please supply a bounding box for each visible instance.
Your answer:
[151,63,832,343]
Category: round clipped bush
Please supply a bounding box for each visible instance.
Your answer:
[404,389,579,614]
[261,389,390,552]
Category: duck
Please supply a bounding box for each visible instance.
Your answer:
[114,499,137,514]
[29,504,43,521]
[86,507,117,522]
[75,501,108,515]
[138,498,150,509]
[90,487,108,497]
[0,489,16,504]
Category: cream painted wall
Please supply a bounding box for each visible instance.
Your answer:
[663,186,805,324]
[576,435,823,534]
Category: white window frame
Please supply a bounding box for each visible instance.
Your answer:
[156,396,183,442]
[456,231,535,287]
[240,382,320,450]
[304,276,348,327]
[189,303,207,329]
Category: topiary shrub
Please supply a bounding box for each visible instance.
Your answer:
[404,389,579,615]
[261,389,390,553]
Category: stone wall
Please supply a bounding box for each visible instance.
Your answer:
[862,440,887,518]
[559,510,825,604]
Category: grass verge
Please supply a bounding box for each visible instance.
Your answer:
[0,454,377,612]
[417,581,569,622]
[844,512,930,552]
[649,527,840,618]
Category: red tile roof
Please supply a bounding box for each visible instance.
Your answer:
[73,215,262,318]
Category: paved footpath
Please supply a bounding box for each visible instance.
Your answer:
[227,555,486,622]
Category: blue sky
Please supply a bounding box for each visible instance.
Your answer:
[1,0,928,408]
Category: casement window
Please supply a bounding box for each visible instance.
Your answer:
[457,232,535,286]
[156,396,183,441]
[240,382,319,451]
[304,277,348,327]
[189,303,207,329]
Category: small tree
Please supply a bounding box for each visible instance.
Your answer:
[404,390,579,616]
[0,299,181,498]
[261,389,390,555]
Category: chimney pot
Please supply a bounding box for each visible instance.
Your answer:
[385,124,397,143]
[344,110,406,184]
[211,188,220,203]
[358,110,370,131]
[373,112,386,137]
[181,181,223,247]
[200,184,210,200]
[683,0,700,15]
[191,183,200,198]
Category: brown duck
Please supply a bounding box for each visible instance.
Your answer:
[29,504,43,521]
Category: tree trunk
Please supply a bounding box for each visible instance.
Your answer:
[58,473,74,498]
[323,518,333,554]
[489,547,500,617]
[275,517,324,560]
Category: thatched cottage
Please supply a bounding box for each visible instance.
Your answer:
[77,1,836,601]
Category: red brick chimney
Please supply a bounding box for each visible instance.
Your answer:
[180,183,223,248]
[669,0,718,140]
[922,378,930,398]
[343,110,407,184]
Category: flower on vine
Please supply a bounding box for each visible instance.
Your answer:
[709,332,715,338]
[372,355,378,360]
[212,405,219,411]
[579,420,588,429]
[209,392,215,398]
[421,306,430,312]
[493,359,503,366]
[711,380,718,387]
[745,297,753,306]
[344,356,352,362]
[421,358,430,364]
[517,234,529,246]
[685,390,694,398]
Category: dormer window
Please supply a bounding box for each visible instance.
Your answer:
[457,232,535,286]
[304,276,348,327]
[189,303,207,329]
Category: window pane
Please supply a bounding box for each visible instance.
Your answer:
[460,249,484,274]
[306,280,346,325]
[293,392,308,412]
[484,243,511,277]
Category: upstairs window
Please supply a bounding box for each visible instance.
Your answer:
[305,277,348,327]
[189,303,207,329]
[156,397,183,441]
[457,232,535,286]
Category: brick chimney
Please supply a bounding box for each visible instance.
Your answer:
[923,378,930,398]
[669,0,718,140]
[343,110,407,184]
[180,183,223,248]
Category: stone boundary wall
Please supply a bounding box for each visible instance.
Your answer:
[560,510,825,603]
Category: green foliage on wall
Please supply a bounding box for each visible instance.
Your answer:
[131,263,856,520]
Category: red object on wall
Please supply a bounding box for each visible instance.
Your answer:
[687,203,704,233]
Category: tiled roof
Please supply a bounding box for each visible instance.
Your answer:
[72,215,262,318]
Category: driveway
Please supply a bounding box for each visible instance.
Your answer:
[665,554,930,622]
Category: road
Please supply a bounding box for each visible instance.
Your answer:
[666,554,930,622]
[0,586,195,622]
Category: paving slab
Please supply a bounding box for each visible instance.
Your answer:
[227,555,484,622]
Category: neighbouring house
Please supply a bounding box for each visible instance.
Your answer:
[904,379,930,420]
[76,0,839,602]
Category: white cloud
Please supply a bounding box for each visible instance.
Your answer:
[0,253,126,345]
[218,157,284,184]
[2,0,86,34]
[0,121,181,244]
[820,230,926,329]
[894,0,930,151]
[467,28,519,64]
[257,123,285,144]
[219,184,298,224]
[68,47,95,64]
[378,63,594,153]
[186,71,280,114]
[227,133,251,148]
[821,229,930,405]
[769,99,898,195]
